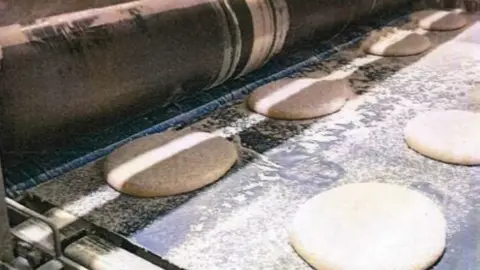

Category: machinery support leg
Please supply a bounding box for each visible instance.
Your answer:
[0,160,13,263]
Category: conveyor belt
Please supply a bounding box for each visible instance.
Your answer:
[28,13,480,270]
[0,0,410,152]
[1,5,413,197]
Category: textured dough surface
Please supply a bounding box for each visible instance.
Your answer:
[412,9,467,31]
[247,78,353,120]
[290,182,447,270]
[470,85,480,106]
[363,29,431,56]
[104,130,238,197]
[404,110,480,165]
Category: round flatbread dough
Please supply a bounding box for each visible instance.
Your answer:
[404,110,480,165]
[104,130,238,197]
[412,9,467,31]
[247,78,354,120]
[290,182,446,270]
[363,28,431,56]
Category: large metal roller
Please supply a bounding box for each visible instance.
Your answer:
[0,0,410,151]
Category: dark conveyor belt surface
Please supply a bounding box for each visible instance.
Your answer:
[28,14,480,270]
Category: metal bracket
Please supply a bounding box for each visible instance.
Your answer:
[5,198,87,270]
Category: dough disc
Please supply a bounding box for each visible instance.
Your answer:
[412,9,467,31]
[290,182,446,270]
[104,130,238,197]
[405,110,480,165]
[363,29,431,57]
[247,78,353,120]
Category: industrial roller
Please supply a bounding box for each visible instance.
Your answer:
[0,0,410,150]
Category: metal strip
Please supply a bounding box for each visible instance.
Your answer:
[208,0,243,88]
[208,0,237,88]
[237,0,276,76]
[264,0,289,59]
[0,160,13,263]
[65,235,164,270]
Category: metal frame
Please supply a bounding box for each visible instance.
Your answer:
[0,160,13,263]
[5,199,88,270]
[6,199,63,257]
[0,157,85,269]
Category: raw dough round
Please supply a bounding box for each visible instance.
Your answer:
[290,182,446,270]
[404,110,480,165]
[247,78,353,120]
[412,9,467,31]
[104,130,238,197]
[363,28,431,56]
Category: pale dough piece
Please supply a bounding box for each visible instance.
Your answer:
[247,78,354,120]
[362,28,431,56]
[104,130,238,197]
[412,9,467,31]
[404,110,480,165]
[470,85,480,106]
[290,182,446,270]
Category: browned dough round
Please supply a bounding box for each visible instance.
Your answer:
[412,9,467,31]
[104,130,238,197]
[363,29,431,57]
[405,110,480,165]
[247,78,354,120]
